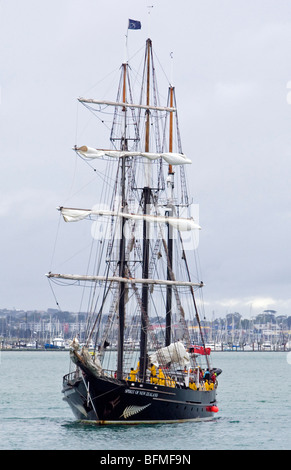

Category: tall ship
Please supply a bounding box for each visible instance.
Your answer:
[47,20,222,424]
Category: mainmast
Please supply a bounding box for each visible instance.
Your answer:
[139,38,152,381]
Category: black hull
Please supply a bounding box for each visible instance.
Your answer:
[62,368,218,425]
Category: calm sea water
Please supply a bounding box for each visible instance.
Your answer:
[0,350,290,450]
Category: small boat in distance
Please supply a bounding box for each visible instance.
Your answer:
[44,336,69,350]
[47,20,222,424]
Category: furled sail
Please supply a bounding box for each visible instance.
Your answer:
[78,97,176,113]
[59,207,201,231]
[149,341,190,368]
[75,146,192,165]
[69,338,103,376]
[46,272,203,288]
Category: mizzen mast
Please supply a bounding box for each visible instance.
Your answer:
[165,84,174,347]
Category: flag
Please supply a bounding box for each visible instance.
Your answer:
[189,345,211,356]
[128,19,141,30]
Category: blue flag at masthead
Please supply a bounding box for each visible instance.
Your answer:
[128,19,141,30]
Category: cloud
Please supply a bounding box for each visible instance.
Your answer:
[202,295,291,318]
[0,0,291,314]
[0,188,56,220]
[214,81,258,107]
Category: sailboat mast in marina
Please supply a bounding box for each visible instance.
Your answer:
[47,23,222,424]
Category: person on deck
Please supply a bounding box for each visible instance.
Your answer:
[150,363,158,384]
[157,366,165,386]
[204,379,210,391]
[189,379,197,390]
[203,368,211,381]
[129,367,137,381]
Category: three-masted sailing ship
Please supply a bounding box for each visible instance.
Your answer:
[47,25,222,424]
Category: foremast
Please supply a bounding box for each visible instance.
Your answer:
[117,62,128,380]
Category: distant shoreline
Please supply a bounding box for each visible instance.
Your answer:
[0,348,289,352]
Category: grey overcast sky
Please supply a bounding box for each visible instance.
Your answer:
[0,0,291,318]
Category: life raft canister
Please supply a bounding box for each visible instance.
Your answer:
[206,406,219,413]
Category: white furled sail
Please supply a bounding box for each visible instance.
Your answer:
[59,207,201,231]
[78,98,176,113]
[75,146,192,165]
[149,341,190,368]
[46,272,203,288]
